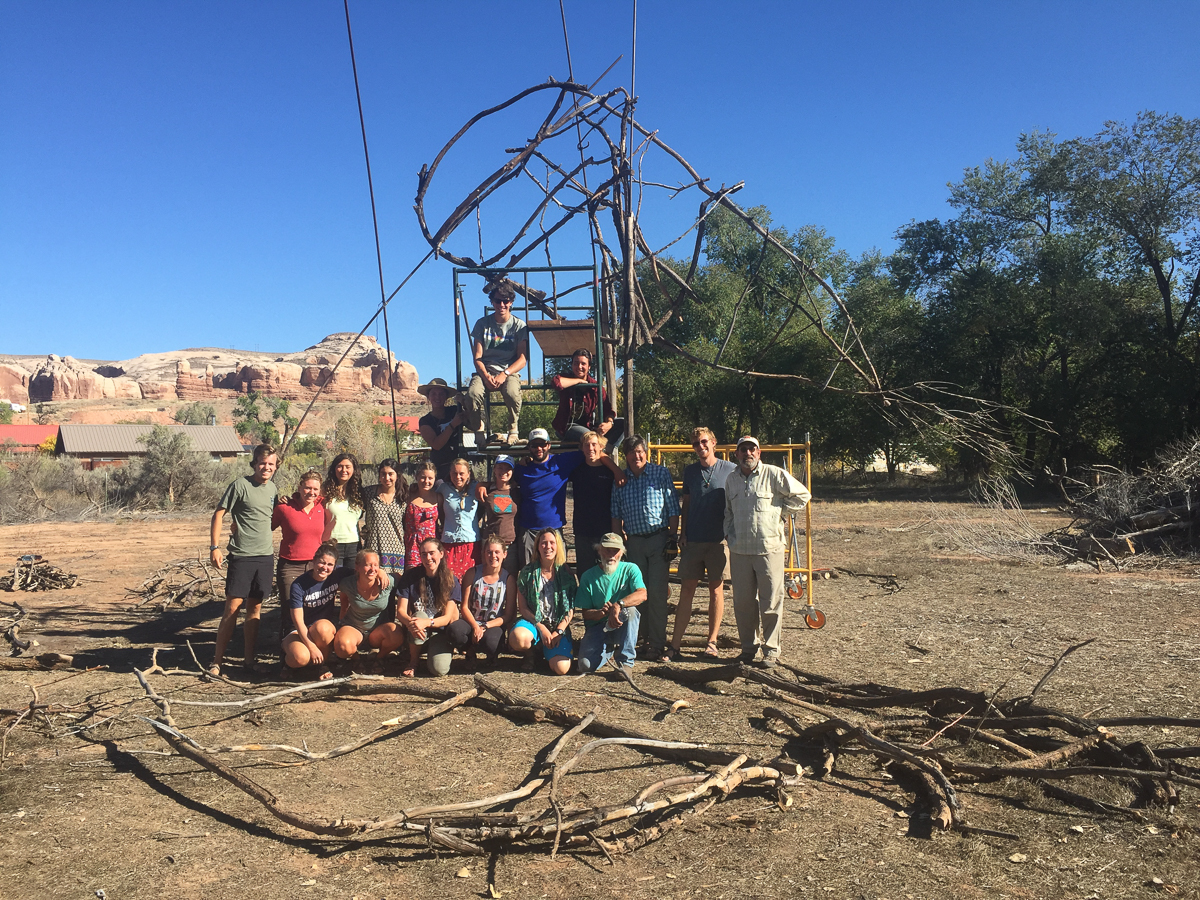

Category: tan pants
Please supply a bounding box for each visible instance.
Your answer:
[466,373,522,433]
[728,550,785,657]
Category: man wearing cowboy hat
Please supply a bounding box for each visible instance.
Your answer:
[574,533,646,676]
[465,280,529,446]
[417,377,465,481]
[724,435,811,668]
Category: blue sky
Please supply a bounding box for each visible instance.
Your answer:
[2,1,1198,383]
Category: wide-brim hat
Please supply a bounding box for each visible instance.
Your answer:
[418,377,459,398]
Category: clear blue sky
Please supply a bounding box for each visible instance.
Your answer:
[3,1,1198,383]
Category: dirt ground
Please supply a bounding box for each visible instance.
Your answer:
[1,492,1197,900]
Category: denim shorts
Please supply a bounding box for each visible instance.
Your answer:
[512,619,574,660]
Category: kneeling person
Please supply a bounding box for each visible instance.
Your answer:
[392,538,473,676]
[282,542,348,677]
[574,533,646,675]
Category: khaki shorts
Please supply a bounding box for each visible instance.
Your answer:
[678,541,726,584]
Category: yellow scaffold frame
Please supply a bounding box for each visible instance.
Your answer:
[647,438,815,609]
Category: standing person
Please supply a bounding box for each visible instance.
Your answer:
[569,431,616,576]
[209,444,279,676]
[724,436,811,668]
[509,528,577,675]
[271,470,334,642]
[478,454,519,574]
[391,538,473,677]
[403,460,442,570]
[609,435,681,663]
[322,453,364,569]
[417,378,465,481]
[331,550,394,666]
[669,428,738,660]
[514,427,624,568]
[438,458,481,581]
[574,534,646,676]
[460,534,515,671]
[551,348,623,451]
[281,542,349,679]
[362,458,407,580]
[464,281,528,446]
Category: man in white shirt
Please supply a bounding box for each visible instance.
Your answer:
[723,436,811,668]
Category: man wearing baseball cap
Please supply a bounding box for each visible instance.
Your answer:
[724,435,811,668]
[514,427,624,568]
[573,533,646,676]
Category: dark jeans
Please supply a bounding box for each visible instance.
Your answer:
[467,624,507,661]
[334,541,359,570]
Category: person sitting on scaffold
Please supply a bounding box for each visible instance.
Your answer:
[464,279,528,447]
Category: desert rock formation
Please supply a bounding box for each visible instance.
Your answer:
[2,335,420,406]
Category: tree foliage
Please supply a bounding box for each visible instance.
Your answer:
[634,111,1200,480]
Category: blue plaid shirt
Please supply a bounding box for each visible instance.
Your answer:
[610,463,681,535]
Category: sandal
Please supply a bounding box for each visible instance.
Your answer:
[702,641,721,659]
[207,664,222,678]
[666,647,684,663]
[316,667,333,681]
[656,648,673,664]
[400,667,415,678]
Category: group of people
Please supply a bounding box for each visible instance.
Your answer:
[206,282,808,679]
[208,417,810,680]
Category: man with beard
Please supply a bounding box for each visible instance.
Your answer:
[723,436,811,668]
[573,533,646,675]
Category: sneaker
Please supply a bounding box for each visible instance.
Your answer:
[736,649,758,665]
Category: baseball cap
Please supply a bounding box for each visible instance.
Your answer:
[598,532,625,551]
[493,454,515,469]
[737,435,760,449]
[528,428,551,444]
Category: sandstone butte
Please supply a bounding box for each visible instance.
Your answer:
[0,334,420,406]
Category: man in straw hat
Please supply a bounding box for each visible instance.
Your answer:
[417,377,464,481]
[724,435,811,669]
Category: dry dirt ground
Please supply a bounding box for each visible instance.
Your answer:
[1,492,1197,900]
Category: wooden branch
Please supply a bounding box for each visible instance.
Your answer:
[1026,638,1097,703]
[473,675,742,767]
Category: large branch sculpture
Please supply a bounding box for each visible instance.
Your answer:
[413,76,1040,456]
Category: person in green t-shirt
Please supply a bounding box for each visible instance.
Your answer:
[574,533,646,676]
[209,444,279,676]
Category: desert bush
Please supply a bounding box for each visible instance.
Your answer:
[174,402,216,425]
[329,409,417,466]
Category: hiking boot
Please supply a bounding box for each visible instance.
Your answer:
[758,653,780,670]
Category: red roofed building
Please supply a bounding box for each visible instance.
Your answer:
[373,415,420,432]
[0,424,59,453]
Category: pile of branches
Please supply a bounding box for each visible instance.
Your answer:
[1,557,78,592]
[109,640,1198,860]
[730,648,1198,832]
[126,558,221,612]
[1045,437,1200,566]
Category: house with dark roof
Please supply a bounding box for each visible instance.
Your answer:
[55,424,245,470]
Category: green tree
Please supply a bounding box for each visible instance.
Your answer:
[0,403,12,425]
[232,391,278,445]
[136,425,203,506]
[173,402,216,425]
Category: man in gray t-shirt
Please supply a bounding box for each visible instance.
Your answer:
[669,427,737,658]
[209,444,279,676]
[465,281,529,445]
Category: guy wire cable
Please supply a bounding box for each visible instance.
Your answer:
[344,0,402,459]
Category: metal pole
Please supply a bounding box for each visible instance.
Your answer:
[805,431,813,606]
[592,259,605,431]
[453,270,463,392]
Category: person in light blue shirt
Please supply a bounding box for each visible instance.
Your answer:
[437,458,481,583]
[609,434,680,662]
